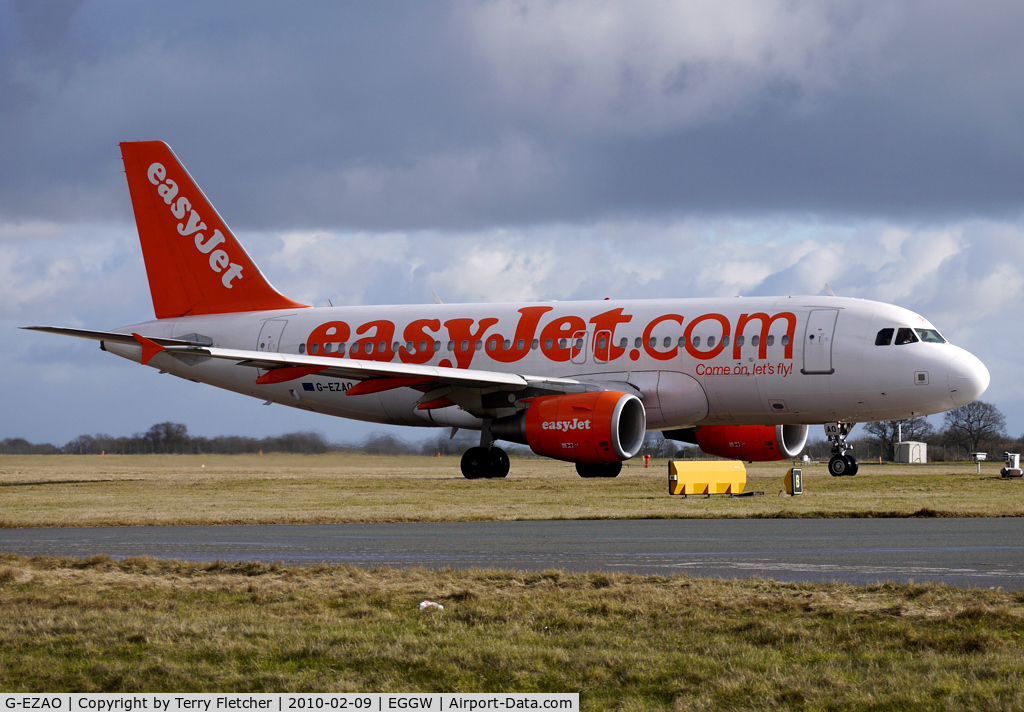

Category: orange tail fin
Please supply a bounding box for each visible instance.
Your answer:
[120,141,308,318]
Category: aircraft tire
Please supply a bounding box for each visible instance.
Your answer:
[828,456,849,477]
[461,447,510,479]
[488,448,510,479]
[847,456,859,476]
[576,461,622,478]
[461,447,489,479]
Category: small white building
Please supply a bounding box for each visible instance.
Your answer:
[896,441,928,464]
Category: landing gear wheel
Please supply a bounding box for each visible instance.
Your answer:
[825,422,858,477]
[828,456,849,477]
[461,446,510,479]
[488,448,510,479]
[576,461,622,478]
[461,447,488,479]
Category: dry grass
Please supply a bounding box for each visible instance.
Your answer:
[0,554,1022,709]
[3,456,1022,707]
[0,454,1021,527]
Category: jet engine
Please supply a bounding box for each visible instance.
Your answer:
[665,424,808,461]
[491,391,646,463]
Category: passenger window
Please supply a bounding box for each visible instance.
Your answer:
[310,343,319,355]
[619,338,627,349]
[707,336,716,348]
[299,343,306,354]
[721,335,730,347]
[875,328,894,346]
[693,336,701,347]
[766,335,774,346]
[895,328,918,345]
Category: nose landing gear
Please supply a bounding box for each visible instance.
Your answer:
[825,422,859,476]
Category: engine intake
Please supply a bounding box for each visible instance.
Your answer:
[491,392,646,463]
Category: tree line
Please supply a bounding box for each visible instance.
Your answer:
[807,401,1018,462]
[1,422,333,456]
[1,401,1016,461]
[0,421,502,457]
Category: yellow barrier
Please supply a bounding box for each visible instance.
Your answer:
[668,461,746,496]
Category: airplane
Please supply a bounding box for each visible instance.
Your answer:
[26,141,990,479]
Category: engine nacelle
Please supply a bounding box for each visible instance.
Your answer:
[667,424,808,461]
[491,392,646,463]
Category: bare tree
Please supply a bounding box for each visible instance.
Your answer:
[144,422,190,453]
[863,417,935,461]
[942,401,1006,455]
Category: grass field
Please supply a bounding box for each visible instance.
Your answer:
[1,555,1022,708]
[0,454,1021,527]
[2,454,1022,706]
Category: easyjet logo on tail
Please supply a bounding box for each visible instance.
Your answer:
[146,162,244,289]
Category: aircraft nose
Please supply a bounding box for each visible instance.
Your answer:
[948,350,990,406]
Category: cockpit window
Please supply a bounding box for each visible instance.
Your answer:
[915,328,946,344]
[875,328,894,346]
[895,328,918,345]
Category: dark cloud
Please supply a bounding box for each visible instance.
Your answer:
[0,1,1021,228]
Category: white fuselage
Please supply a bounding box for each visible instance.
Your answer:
[104,295,990,434]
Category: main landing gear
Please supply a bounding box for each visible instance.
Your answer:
[460,446,510,479]
[825,422,859,477]
[460,427,510,479]
[459,424,624,479]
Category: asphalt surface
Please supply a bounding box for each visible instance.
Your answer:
[2,518,1023,589]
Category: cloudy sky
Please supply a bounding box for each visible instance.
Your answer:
[2,0,1022,446]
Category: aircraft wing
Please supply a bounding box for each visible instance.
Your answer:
[161,342,589,395]
[23,326,592,400]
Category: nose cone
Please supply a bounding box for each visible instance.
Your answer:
[948,350,990,406]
